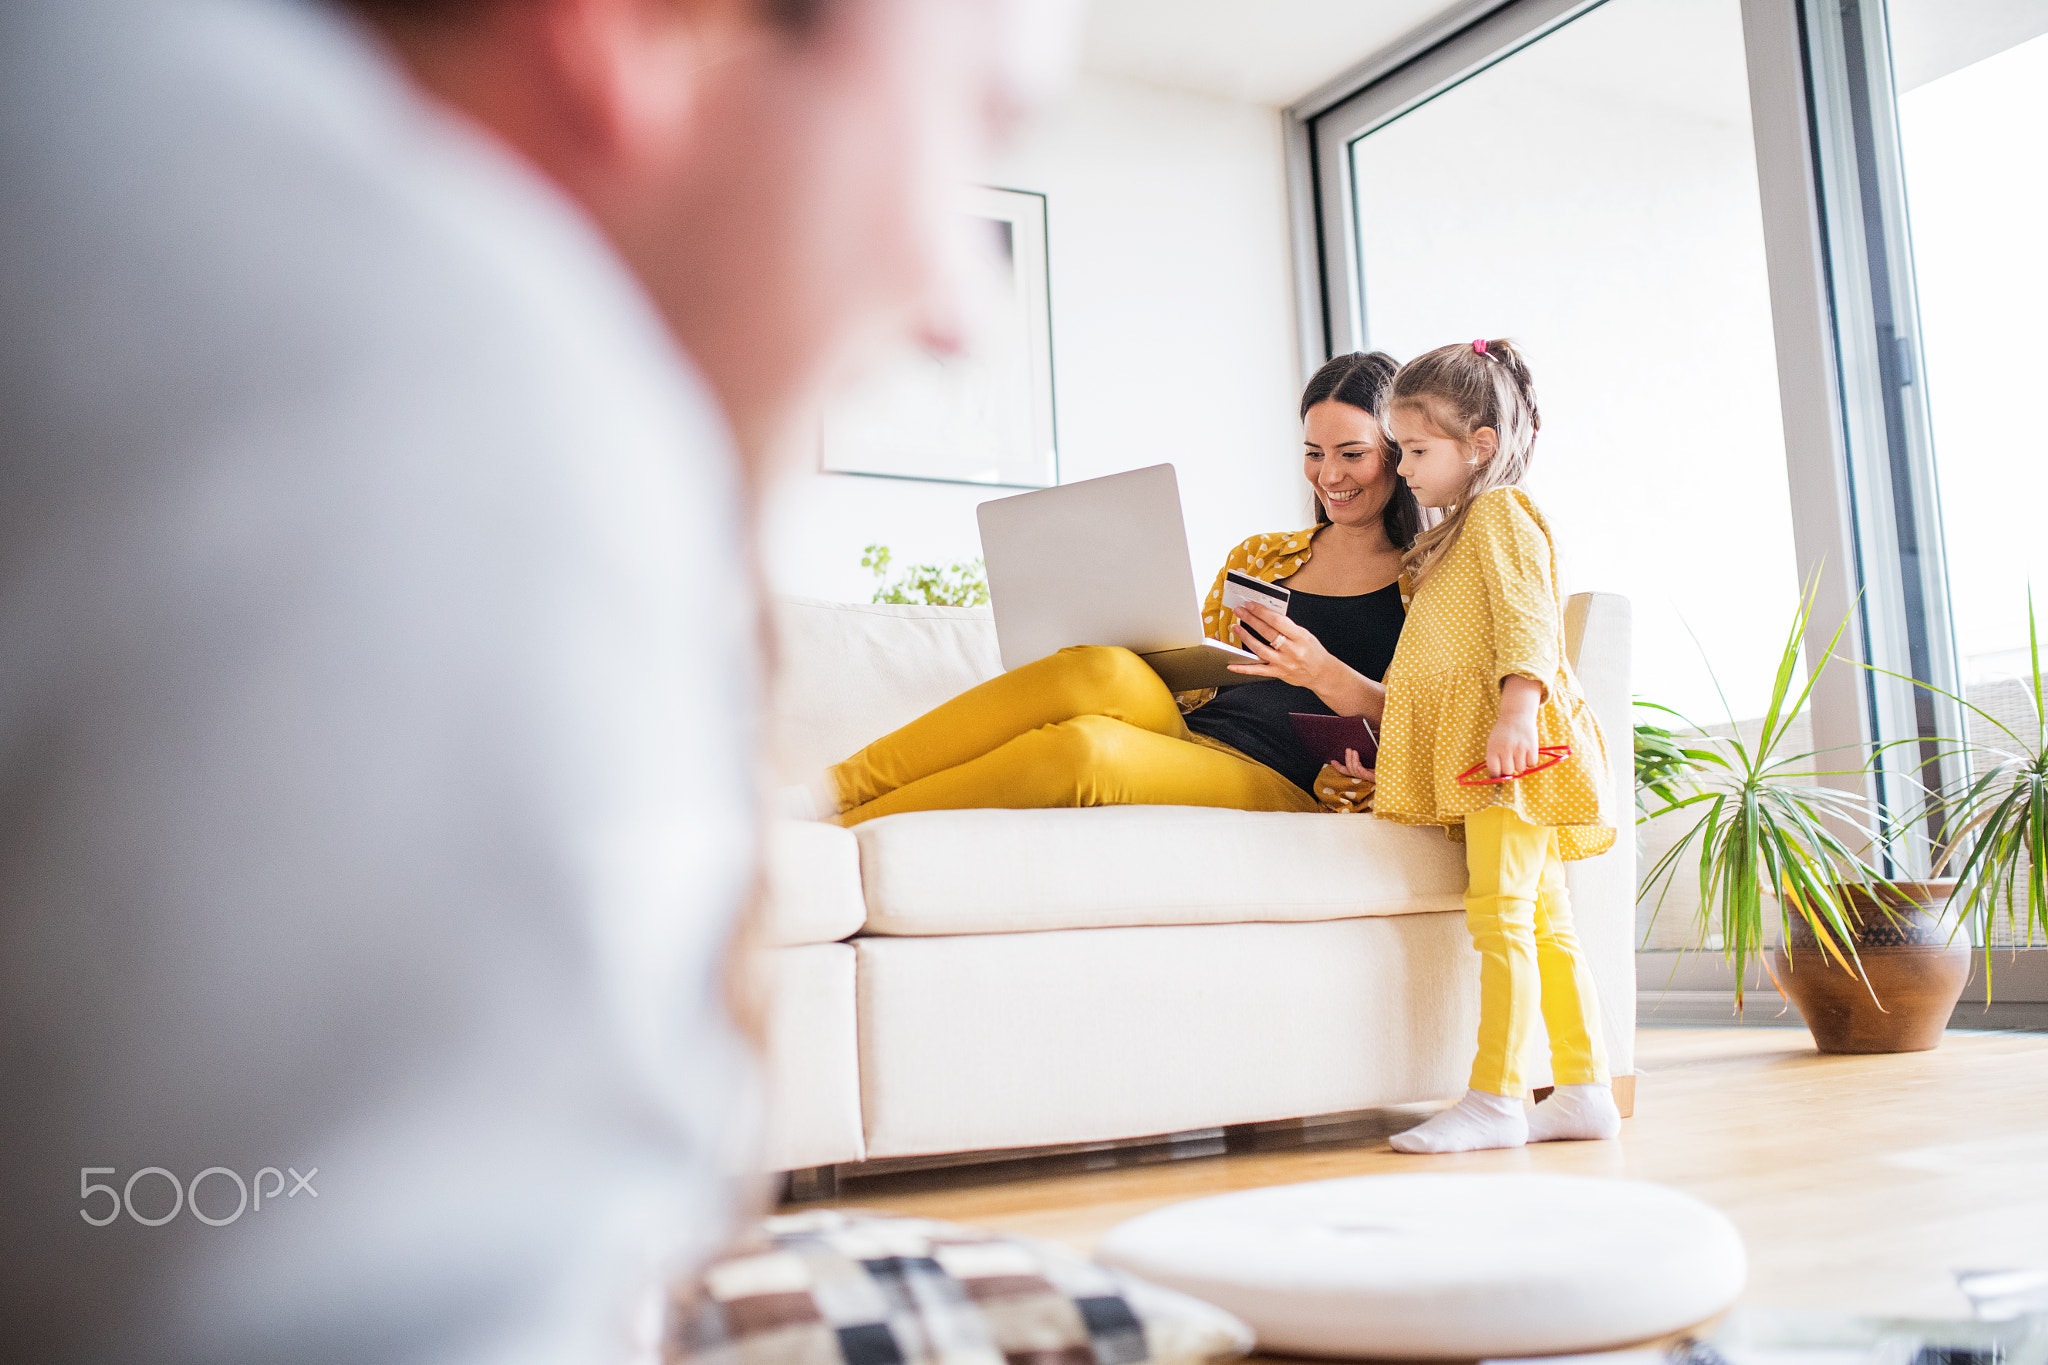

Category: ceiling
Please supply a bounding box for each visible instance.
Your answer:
[1078,0,1476,108]
[1889,0,2048,90]
[1079,0,2048,109]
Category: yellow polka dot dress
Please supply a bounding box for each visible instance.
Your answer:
[1374,487,1614,859]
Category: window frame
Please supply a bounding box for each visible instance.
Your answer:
[1793,0,1966,866]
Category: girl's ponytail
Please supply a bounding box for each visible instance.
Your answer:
[1482,338,1540,439]
[1390,338,1542,584]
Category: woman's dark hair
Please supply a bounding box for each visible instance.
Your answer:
[1299,351,1420,549]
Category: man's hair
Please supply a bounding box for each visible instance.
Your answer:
[761,0,828,29]
[344,0,829,32]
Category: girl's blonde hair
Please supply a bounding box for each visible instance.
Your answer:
[1390,338,1540,584]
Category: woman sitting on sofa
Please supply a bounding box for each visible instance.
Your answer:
[819,351,1419,826]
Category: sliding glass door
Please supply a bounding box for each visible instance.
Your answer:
[1895,9,2048,707]
[1307,0,1801,947]
[1890,3,2048,937]
[1343,0,1796,733]
[1293,0,2048,952]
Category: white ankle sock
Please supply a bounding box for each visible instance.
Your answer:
[1526,1083,1622,1142]
[1389,1088,1528,1154]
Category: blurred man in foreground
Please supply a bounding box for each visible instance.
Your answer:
[0,0,1072,1361]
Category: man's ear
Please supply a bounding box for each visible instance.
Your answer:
[538,0,758,170]
[1470,425,1499,465]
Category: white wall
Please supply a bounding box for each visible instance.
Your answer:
[761,74,1310,604]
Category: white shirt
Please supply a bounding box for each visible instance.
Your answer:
[0,2,758,1361]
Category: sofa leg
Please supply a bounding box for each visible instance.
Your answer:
[783,1165,840,1203]
[1222,1123,1261,1153]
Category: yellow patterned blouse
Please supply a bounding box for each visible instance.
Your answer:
[1373,487,1614,859]
[1183,525,1408,815]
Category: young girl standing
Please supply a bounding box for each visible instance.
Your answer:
[1375,339,1618,1153]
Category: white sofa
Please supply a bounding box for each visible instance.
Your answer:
[752,593,1637,1175]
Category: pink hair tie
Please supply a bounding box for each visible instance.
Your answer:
[1472,338,1489,356]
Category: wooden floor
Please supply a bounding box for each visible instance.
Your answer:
[785,1027,2048,1324]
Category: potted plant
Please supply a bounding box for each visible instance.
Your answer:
[1639,585,1969,1051]
[1633,702,1711,823]
[861,543,990,607]
[1774,879,1968,1053]
[1868,596,2048,974]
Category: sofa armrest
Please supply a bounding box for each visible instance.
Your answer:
[1564,592,1637,1080]
[759,819,866,948]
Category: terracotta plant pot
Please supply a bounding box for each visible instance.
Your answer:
[1772,880,1969,1054]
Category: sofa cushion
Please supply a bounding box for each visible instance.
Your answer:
[758,820,865,948]
[855,917,1481,1159]
[768,597,1001,783]
[853,805,1468,936]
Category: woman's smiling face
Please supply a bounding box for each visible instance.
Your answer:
[1302,400,1394,528]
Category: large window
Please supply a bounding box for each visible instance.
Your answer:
[1896,22,2048,704]
[1291,0,2048,953]
[1892,8,2048,938]
[1341,0,1797,729]
[1304,0,1804,949]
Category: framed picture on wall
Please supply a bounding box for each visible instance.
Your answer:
[821,186,1057,489]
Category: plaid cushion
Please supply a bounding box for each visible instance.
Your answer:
[667,1210,1253,1365]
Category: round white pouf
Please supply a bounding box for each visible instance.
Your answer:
[1094,1174,1746,1360]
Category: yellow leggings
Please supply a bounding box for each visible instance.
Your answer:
[1463,806,1609,1096]
[829,646,1320,826]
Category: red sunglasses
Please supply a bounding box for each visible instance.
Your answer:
[1457,745,1573,786]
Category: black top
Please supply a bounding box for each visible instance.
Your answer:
[1184,582,1405,794]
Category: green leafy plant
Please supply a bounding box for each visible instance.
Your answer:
[1639,581,1899,1007]
[1634,701,1712,822]
[1869,590,2048,961]
[862,543,990,607]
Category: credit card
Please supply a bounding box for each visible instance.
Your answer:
[1222,570,1290,645]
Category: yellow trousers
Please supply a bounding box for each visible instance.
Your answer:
[1463,806,1609,1096]
[829,646,1320,826]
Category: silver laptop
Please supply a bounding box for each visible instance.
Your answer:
[976,464,1258,691]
